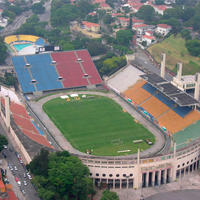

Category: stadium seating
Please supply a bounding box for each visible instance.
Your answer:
[12,56,35,93]
[4,35,18,44]
[142,83,157,95]
[25,54,63,91]
[141,96,170,118]
[158,110,200,134]
[124,79,146,96]
[18,35,39,42]
[126,87,152,105]
[35,38,46,46]
[32,121,44,135]
[76,50,102,85]
[10,101,52,148]
[173,105,192,118]
[51,51,89,88]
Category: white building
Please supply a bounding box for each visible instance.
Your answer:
[156,24,172,36]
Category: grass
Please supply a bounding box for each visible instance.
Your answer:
[43,95,155,156]
[148,34,200,75]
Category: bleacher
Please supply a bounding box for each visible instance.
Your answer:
[26,54,63,91]
[51,51,89,88]
[143,83,192,118]
[10,101,52,148]
[76,50,102,85]
[141,96,169,118]
[4,35,18,44]
[35,38,46,46]
[158,109,200,134]
[124,79,200,134]
[13,50,102,93]
[18,35,39,42]
[12,56,35,93]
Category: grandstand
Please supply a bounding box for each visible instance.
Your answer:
[123,73,200,134]
[12,50,102,94]
[10,101,52,148]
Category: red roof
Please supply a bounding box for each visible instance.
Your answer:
[88,12,97,16]
[133,24,147,28]
[82,21,100,28]
[99,2,111,8]
[118,17,129,22]
[143,35,155,40]
[146,30,153,34]
[94,0,105,3]
[132,18,144,23]
[112,13,123,17]
[157,24,171,29]
[154,5,167,11]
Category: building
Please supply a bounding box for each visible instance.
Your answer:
[82,21,100,33]
[156,24,172,36]
[153,5,168,15]
[132,24,149,35]
[118,17,129,27]
[142,35,156,46]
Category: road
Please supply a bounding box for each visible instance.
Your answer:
[0,10,32,37]
[0,118,40,200]
[145,189,200,200]
[131,49,173,81]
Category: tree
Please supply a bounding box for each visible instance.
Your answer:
[101,56,127,75]
[103,14,113,24]
[27,148,49,177]
[0,135,8,152]
[32,2,45,14]
[116,30,133,46]
[4,72,17,86]
[186,39,200,56]
[28,150,95,200]
[101,190,119,200]
[87,40,107,56]
[136,5,155,23]
[0,37,7,64]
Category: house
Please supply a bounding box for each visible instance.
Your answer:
[99,2,112,10]
[82,21,100,33]
[145,30,153,36]
[132,18,144,25]
[153,5,168,15]
[118,17,129,27]
[129,2,143,13]
[156,24,172,36]
[142,35,156,46]
[132,24,149,35]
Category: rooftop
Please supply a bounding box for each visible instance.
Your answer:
[141,73,199,106]
[82,21,100,27]
[157,24,171,29]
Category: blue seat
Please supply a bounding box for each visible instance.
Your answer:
[25,54,63,91]
[142,83,157,95]
[35,38,46,46]
[32,121,44,135]
[173,105,192,118]
[12,56,35,93]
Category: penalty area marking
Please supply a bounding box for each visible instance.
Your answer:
[117,150,131,153]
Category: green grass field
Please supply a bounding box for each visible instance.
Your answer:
[148,34,200,75]
[43,95,155,156]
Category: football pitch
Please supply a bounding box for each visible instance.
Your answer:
[43,95,155,156]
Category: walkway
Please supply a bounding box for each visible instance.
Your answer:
[28,91,167,159]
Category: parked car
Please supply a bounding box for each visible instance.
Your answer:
[28,174,32,180]
[14,166,18,171]
[145,139,153,145]
[24,180,27,186]
[17,181,21,186]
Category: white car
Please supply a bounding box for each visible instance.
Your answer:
[28,174,32,180]
[14,166,18,171]
[24,180,27,186]
[3,145,7,149]
[17,181,21,186]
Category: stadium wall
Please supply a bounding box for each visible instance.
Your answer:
[0,96,32,164]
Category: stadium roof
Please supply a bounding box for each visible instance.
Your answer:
[141,73,199,107]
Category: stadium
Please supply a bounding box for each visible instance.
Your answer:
[0,35,200,190]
